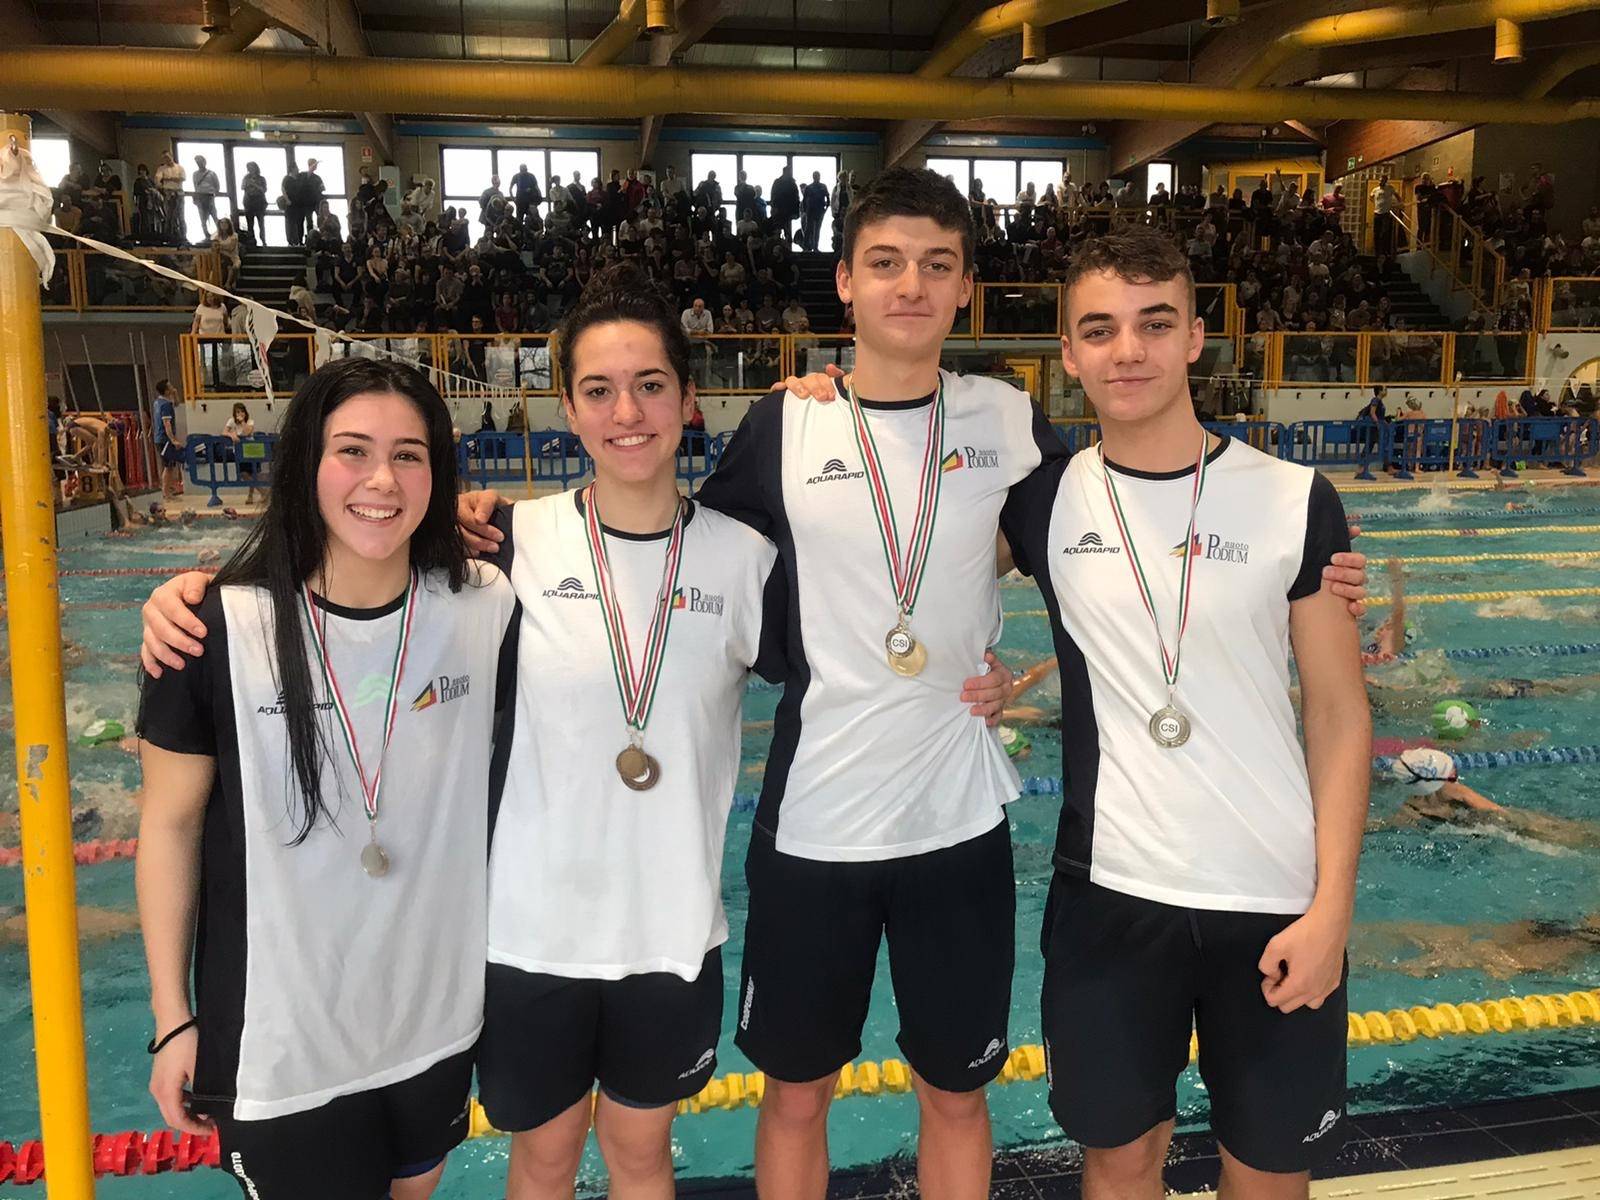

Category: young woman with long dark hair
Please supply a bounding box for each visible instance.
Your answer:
[136,357,516,1200]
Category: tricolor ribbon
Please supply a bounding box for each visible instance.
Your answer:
[582,485,686,739]
[846,377,945,623]
[298,571,418,825]
[1099,436,1210,692]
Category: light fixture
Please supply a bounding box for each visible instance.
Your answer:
[200,0,231,33]
[1493,18,1523,63]
[1021,22,1045,65]
[1205,0,1240,27]
[646,0,675,34]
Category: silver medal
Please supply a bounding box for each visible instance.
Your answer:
[360,839,391,877]
[1148,705,1191,748]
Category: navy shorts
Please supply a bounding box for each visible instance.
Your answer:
[1041,873,1348,1173]
[213,1047,473,1200]
[736,819,1015,1092]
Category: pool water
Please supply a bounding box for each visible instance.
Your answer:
[3,483,1600,1197]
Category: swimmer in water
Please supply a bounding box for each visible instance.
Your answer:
[1361,558,1407,666]
[1,905,142,944]
[1002,656,1058,725]
[1371,747,1600,851]
[1350,912,1600,980]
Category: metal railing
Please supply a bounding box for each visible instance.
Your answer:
[41,247,224,312]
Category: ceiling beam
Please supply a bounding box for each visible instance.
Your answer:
[1107,0,1380,177]
[1,0,116,153]
[7,46,1597,127]
[247,0,393,160]
[639,0,728,163]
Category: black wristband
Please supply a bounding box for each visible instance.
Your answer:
[147,1017,197,1055]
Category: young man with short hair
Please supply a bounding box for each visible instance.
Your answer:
[998,227,1371,1199]
[701,178,1368,1200]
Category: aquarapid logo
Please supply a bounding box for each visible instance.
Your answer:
[542,576,599,599]
[805,457,865,485]
[1062,531,1119,556]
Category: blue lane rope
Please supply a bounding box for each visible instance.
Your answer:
[746,642,1600,690]
[731,747,1600,813]
[1353,505,1600,522]
[1408,641,1600,661]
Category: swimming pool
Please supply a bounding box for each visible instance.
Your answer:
[3,482,1599,1196]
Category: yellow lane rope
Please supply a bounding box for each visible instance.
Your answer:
[459,989,1600,1132]
[1337,480,1600,494]
[1382,551,1600,566]
[1363,586,1600,607]
[1360,523,1600,539]
[1004,588,1600,617]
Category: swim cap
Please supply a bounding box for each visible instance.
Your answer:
[78,718,125,747]
[1392,747,1459,794]
[1431,699,1481,739]
[1404,622,1419,645]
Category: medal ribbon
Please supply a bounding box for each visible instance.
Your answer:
[299,570,418,825]
[846,376,945,620]
[1099,436,1210,690]
[582,485,686,737]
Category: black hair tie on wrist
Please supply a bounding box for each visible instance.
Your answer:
[147,1017,198,1055]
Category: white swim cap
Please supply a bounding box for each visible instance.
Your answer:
[1392,747,1459,794]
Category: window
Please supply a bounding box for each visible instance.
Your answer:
[443,146,598,242]
[1147,161,1175,201]
[927,155,1065,217]
[175,140,233,245]
[691,151,839,250]
[31,137,72,190]
[925,157,972,199]
[231,144,288,247]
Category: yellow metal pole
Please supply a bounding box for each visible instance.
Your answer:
[0,110,97,1196]
[0,111,97,1196]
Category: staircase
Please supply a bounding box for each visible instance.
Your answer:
[235,246,310,312]
[1357,255,1454,330]
[796,252,844,332]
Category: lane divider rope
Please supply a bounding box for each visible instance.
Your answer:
[4,989,1594,1182]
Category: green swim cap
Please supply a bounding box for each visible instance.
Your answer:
[1431,700,1480,740]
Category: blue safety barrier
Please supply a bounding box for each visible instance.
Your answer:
[458,430,593,491]
[184,433,275,506]
[1287,420,1390,479]
[677,430,725,490]
[1203,420,1290,458]
[1391,418,1490,480]
[1492,416,1598,479]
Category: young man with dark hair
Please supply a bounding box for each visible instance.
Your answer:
[999,227,1371,1199]
[693,167,1033,1199]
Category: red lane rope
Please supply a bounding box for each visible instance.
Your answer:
[0,839,137,868]
[57,567,219,578]
[0,1129,221,1184]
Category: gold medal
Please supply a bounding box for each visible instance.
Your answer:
[887,639,928,677]
[885,623,926,676]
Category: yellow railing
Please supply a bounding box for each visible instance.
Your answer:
[183,326,1537,403]
[184,331,797,402]
[1245,330,1533,388]
[972,282,1239,340]
[39,246,223,312]
[1394,200,1507,316]
[1543,277,1600,331]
